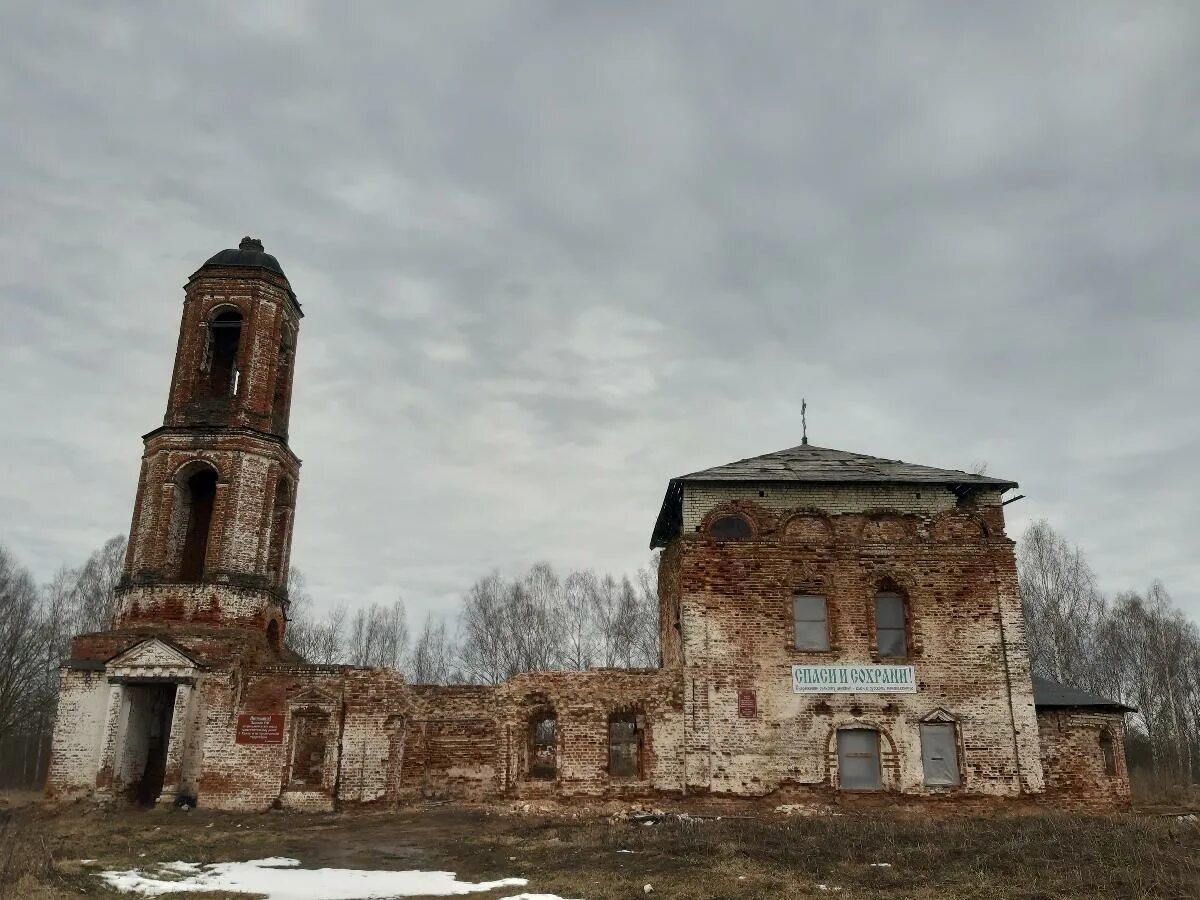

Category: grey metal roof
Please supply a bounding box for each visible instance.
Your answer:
[1032,676,1134,712]
[201,237,288,279]
[678,443,1017,488]
[650,443,1017,548]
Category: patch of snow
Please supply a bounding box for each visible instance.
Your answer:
[869,862,892,867]
[99,857,528,899]
[615,850,633,854]
[79,859,96,865]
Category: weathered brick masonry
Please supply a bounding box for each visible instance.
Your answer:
[45,239,1131,811]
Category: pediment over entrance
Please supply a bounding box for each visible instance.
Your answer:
[287,685,339,709]
[107,639,199,680]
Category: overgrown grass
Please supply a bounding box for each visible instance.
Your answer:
[2,801,1197,899]
[0,812,66,900]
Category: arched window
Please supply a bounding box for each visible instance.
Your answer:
[175,465,218,582]
[874,590,909,658]
[1099,729,1116,776]
[266,619,281,652]
[709,514,752,542]
[608,712,643,780]
[268,477,293,584]
[203,309,243,399]
[529,713,557,780]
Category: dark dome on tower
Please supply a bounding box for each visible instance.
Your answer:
[202,236,287,278]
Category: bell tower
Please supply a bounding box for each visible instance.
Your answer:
[115,237,303,650]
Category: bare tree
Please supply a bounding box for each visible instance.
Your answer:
[69,535,127,633]
[283,570,349,664]
[559,570,598,671]
[348,599,409,669]
[0,545,42,741]
[408,612,453,684]
[1017,520,1105,689]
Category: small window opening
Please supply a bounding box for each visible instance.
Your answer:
[204,310,242,399]
[837,728,882,791]
[608,713,643,780]
[874,591,908,658]
[793,594,830,650]
[920,722,961,786]
[266,619,281,652]
[1100,729,1116,776]
[709,514,752,541]
[529,714,557,780]
[178,468,217,582]
[290,714,328,787]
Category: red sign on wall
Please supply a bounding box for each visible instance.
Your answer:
[236,713,284,744]
[737,690,757,718]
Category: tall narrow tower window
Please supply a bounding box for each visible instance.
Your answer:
[204,310,243,398]
[271,328,294,432]
[268,477,293,585]
[178,467,218,581]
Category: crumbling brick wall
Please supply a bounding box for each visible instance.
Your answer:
[1038,709,1131,807]
[670,482,1044,800]
[45,669,110,799]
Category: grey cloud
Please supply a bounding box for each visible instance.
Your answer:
[1,0,1196,621]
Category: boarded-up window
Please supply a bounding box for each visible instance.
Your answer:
[1100,730,1116,776]
[837,729,881,791]
[793,594,829,650]
[709,515,752,541]
[920,723,960,786]
[290,715,328,787]
[609,714,642,779]
[874,592,908,658]
[529,714,556,779]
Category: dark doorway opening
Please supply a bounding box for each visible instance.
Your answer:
[123,684,177,806]
[179,468,217,581]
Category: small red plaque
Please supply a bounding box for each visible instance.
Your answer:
[737,690,757,718]
[236,713,284,744]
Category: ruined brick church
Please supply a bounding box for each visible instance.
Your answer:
[47,239,1131,811]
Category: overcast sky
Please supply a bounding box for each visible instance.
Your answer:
[1,1,1197,625]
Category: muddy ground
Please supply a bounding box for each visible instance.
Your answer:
[2,795,1198,899]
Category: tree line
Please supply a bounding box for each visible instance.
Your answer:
[285,560,661,684]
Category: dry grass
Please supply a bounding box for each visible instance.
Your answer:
[2,799,1197,899]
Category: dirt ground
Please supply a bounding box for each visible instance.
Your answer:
[1,795,1198,900]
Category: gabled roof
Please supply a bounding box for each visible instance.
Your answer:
[650,443,1016,548]
[1032,676,1135,712]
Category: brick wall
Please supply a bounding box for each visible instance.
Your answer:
[671,483,1044,800]
[1038,709,1131,807]
[45,670,110,799]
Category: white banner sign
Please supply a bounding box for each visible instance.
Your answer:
[792,664,916,694]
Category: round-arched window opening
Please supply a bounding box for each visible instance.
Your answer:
[709,514,752,542]
[266,619,281,652]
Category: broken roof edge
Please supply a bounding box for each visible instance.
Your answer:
[676,443,1018,489]
[1032,676,1136,713]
